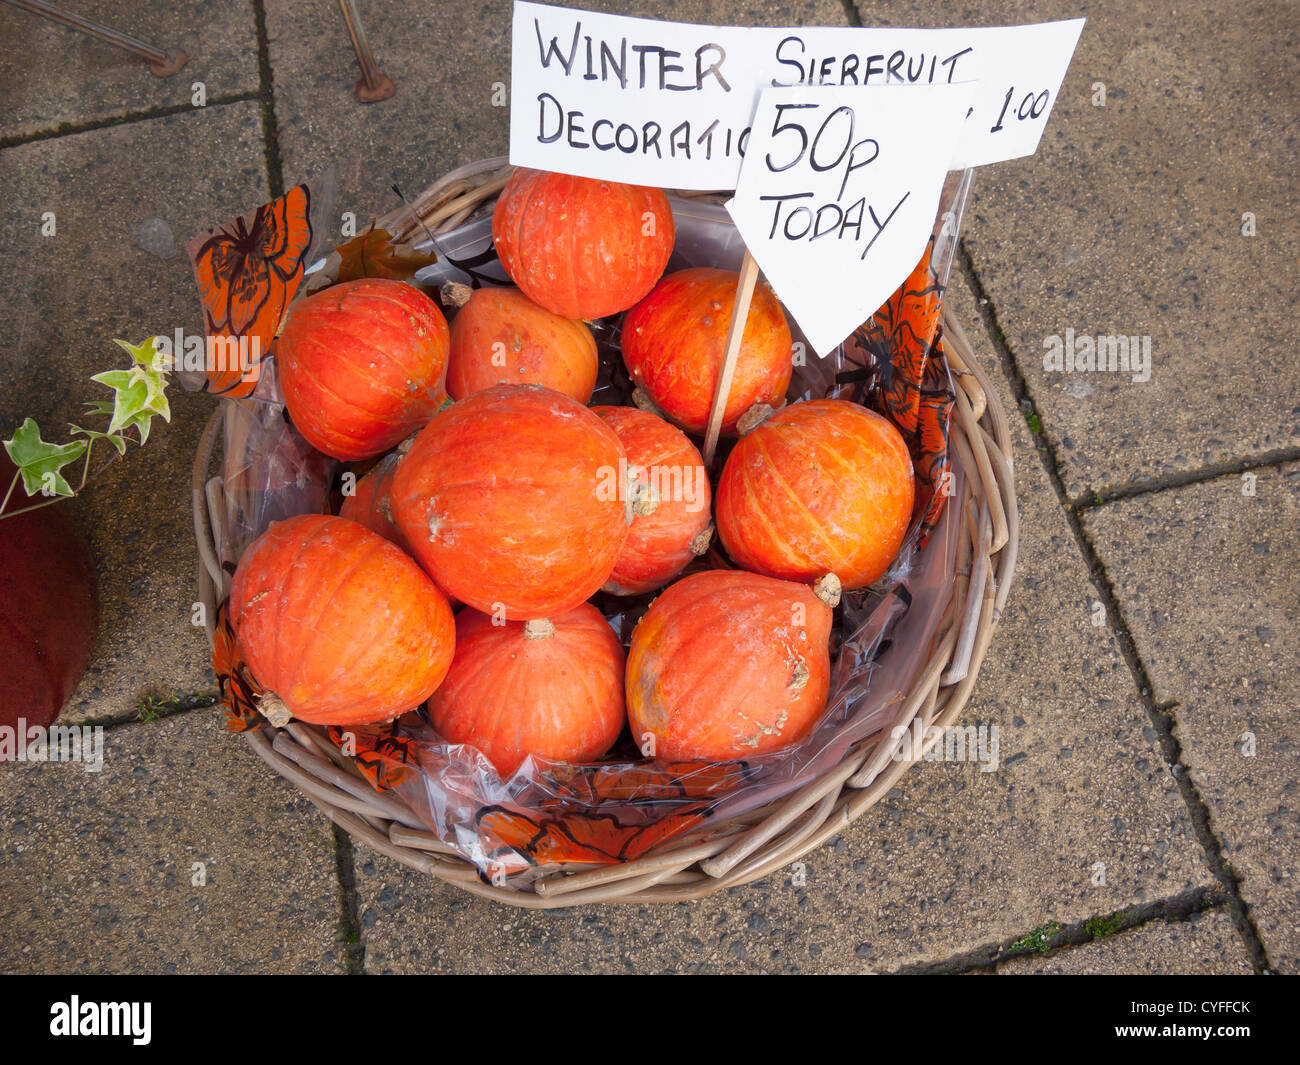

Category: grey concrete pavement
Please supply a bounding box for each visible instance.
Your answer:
[0,708,344,974]
[1082,463,1300,971]
[0,0,261,139]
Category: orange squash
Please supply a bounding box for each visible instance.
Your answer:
[278,278,449,461]
[230,514,454,725]
[339,447,408,550]
[626,570,835,762]
[390,384,630,620]
[492,168,674,319]
[591,406,712,595]
[447,286,598,403]
[716,400,915,590]
[621,268,792,435]
[428,605,625,776]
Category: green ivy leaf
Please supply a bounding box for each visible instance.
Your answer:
[3,418,88,498]
[113,336,167,372]
[68,424,129,456]
[125,410,155,446]
[91,340,171,436]
[82,400,155,445]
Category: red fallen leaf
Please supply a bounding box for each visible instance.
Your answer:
[334,225,436,283]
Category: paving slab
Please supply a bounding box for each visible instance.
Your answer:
[0,709,343,974]
[998,909,1252,974]
[0,0,260,140]
[265,0,852,235]
[0,102,270,723]
[346,268,1212,974]
[1081,462,1300,972]
[853,0,1300,498]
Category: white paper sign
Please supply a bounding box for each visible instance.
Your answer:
[726,83,972,357]
[509,1,1083,188]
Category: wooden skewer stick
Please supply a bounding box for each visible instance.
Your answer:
[702,247,760,468]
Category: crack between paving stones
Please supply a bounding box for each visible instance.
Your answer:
[332,825,366,973]
[252,1,349,977]
[1076,447,1300,510]
[252,0,285,199]
[0,94,262,151]
[896,885,1230,974]
[955,240,1275,974]
[86,692,221,729]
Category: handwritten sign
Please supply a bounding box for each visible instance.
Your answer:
[510,1,1084,188]
[726,83,971,357]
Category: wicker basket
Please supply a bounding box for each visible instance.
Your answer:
[191,157,1018,907]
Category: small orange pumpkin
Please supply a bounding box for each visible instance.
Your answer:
[390,384,630,620]
[621,268,792,435]
[428,605,626,776]
[339,446,408,550]
[492,168,674,319]
[447,286,598,403]
[716,399,915,590]
[591,406,712,595]
[278,278,449,461]
[626,570,835,762]
[230,514,455,725]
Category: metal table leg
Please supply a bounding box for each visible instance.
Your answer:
[1,0,187,76]
[337,0,394,103]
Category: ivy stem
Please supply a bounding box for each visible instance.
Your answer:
[0,495,68,521]
[78,438,97,492]
[0,441,122,522]
[0,471,17,515]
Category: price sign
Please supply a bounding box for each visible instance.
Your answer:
[509,2,1084,187]
[726,82,972,356]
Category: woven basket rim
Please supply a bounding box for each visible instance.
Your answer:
[191,159,1019,906]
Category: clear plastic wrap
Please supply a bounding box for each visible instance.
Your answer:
[212,171,974,885]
